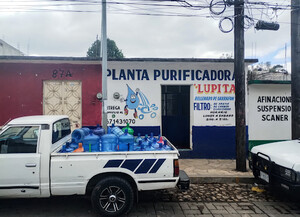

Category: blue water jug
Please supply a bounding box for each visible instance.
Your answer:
[101,128,118,152]
[134,140,142,151]
[135,133,142,144]
[142,135,149,148]
[81,127,90,136]
[149,133,155,142]
[111,124,124,137]
[93,124,105,137]
[83,130,100,152]
[118,129,134,151]
[145,141,155,151]
[69,138,78,149]
[71,129,86,143]
[64,142,74,152]
[163,139,172,150]
[151,138,160,150]
[60,144,67,153]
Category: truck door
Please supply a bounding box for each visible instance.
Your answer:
[0,125,41,197]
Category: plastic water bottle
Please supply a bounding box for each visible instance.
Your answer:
[83,130,100,152]
[163,139,172,151]
[71,129,86,143]
[69,138,78,149]
[158,136,164,149]
[151,138,160,150]
[122,123,134,135]
[60,145,67,153]
[149,133,155,143]
[134,140,142,151]
[145,141,155,151]
[101,128,118,152]
[81,127,90,136]
[65,142,75,152]
[93,124,105,137]
[111,124,124,137]
[142,135,149,148]
[135,133,142,144]
[73,143,84,152]
[118,129,134,151]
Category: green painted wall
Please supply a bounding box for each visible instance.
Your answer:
[249,140,286,151]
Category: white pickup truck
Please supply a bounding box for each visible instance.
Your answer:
[250,140,300,193]
[0,115,189,216]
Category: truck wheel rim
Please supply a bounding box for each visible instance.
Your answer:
[99,186,126,212]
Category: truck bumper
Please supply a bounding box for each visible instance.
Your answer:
[250,153,300,194]
[177,170,190,190]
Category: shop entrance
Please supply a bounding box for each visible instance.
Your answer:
[161,85,190,149]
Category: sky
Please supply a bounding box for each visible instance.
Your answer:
[0,0,292,72]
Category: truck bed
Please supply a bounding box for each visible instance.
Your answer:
[50,138,179,196]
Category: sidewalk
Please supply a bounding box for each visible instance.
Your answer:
[179,159,254,184]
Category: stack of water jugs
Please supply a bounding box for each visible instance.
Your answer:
[60,123,173,153]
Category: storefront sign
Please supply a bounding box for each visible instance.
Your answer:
[106,61,236,127]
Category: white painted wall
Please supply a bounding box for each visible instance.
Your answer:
[106,60,251,128]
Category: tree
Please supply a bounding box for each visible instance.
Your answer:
[87,38,124,59]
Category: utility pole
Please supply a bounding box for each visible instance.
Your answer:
[234,0,247,172]
[291,0,300,139]
[101,0,108,132]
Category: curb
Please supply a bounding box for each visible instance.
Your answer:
[190,176,255,184]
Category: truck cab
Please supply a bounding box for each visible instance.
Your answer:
[0,115,70,197]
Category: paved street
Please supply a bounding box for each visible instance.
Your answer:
[0,183,299,217]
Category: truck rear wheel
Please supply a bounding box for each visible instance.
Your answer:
[91,176,134,217]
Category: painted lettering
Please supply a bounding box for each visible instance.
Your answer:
[194,102,211,110]
[107,68,234,81]
[194,84,231,94]
[107,69,149,80]
[262,114,289,121]
[52,69,72,78]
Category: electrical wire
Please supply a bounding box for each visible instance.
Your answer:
[0,0,297,25]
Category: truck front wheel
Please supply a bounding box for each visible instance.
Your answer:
[91,176,134,217]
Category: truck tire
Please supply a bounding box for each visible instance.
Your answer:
[91,176,134,217]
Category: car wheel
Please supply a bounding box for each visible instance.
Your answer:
[91,176,134,217]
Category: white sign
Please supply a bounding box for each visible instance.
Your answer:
[106,61,239,127]
[248,84,291,140]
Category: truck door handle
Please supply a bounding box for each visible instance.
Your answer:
[25,163,37,168]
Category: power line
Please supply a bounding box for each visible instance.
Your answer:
[0,0,296,25]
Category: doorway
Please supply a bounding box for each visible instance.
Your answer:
[161,85,190,149]
[43,80,82,131]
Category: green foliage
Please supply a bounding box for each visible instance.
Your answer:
[87,38,124,59]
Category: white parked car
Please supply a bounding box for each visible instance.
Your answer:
[250,140,300,192]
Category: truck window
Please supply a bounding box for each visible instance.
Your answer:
[52,118,71,144]
[0,126,39,154]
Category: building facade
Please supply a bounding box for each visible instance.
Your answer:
[0,57,257,159]
[0,57,102,130]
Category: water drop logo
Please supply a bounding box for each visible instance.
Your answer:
[124,84,158,120]
[124,84,140,118]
